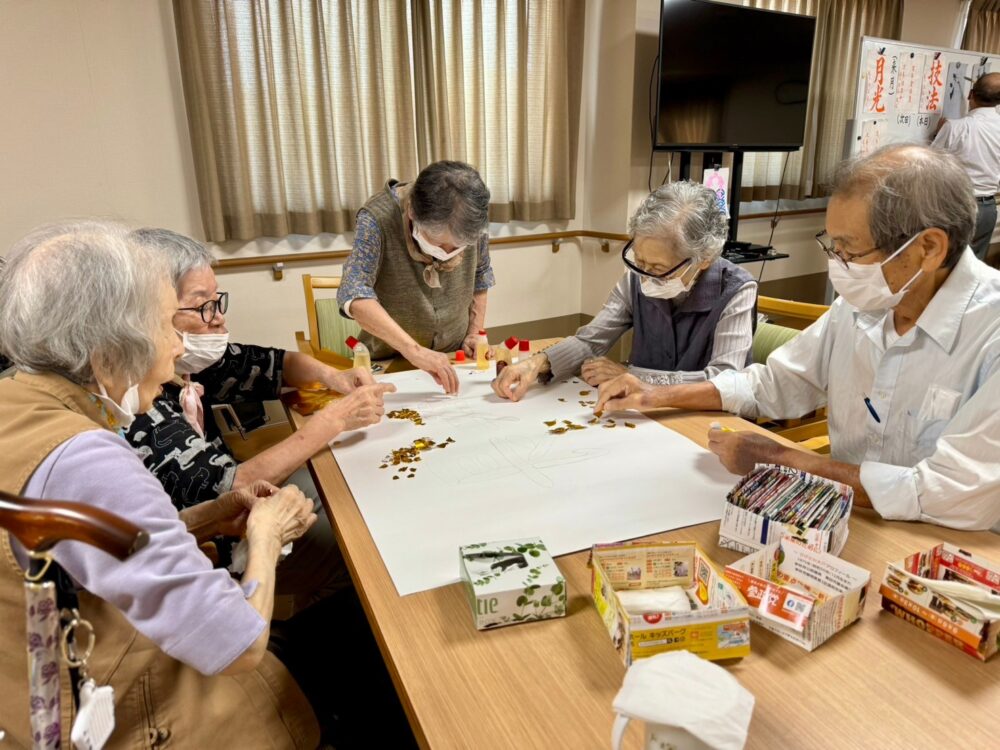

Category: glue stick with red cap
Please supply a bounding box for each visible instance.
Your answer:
[345,336,371,371]
[517,339,531,363]
[455,350,467,363]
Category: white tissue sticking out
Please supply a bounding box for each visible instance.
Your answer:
[228,539,294,575]
[612,651,755,750]
[616,585,693,616]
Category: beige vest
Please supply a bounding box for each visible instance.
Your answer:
[361,181,479,358]
[0,372,319,749]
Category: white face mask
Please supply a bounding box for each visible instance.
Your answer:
[639,267,696,300]
[95,382,141,430]
[412,227,466,261]
[175,330,229,375]
[826,233,923,312]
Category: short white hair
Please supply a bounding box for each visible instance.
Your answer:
[129,227,215,290]
[628,181,728,264]
[0,220,168,385]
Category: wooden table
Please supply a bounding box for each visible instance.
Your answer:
[287,379,1000,749]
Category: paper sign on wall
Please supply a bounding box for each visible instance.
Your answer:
[703,167,730,218]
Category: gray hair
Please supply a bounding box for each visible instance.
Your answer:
[628,181,729,264]
[0,220,168,385]
[129,227,215,290]
[829,144,975,268]
[410,161,491,245]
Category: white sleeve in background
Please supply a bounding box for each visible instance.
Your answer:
[710,303,838,419]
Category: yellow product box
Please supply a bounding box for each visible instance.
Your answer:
[590,541,751,665]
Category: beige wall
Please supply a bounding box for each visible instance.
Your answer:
[1,0,900,349]
[901,0,968,48]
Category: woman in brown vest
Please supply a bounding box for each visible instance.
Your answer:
[337,161,496,394]
[0,221,320,748]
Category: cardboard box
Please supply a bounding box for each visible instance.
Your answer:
[718,465,852,556]
[590,541,751,665]
[459,537,566,630]
[724,539,871,651]
[879,543,1000,661]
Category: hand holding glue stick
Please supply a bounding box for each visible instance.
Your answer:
[709,421,736,433]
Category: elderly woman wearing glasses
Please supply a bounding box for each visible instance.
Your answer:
[492,181,757,401]
[0,221,321,746]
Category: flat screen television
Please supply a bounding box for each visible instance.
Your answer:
[654,0,816,152]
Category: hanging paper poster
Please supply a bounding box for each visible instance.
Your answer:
[920,53,945,114]
[896,52,924,114]
[703,167,730,218]
[943,62,968,120]
[860,120,884,157]
[863,48,889,114]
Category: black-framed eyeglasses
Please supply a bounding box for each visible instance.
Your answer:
[177,291,229,324]
[621,240,692,279]
[814,232,883,270]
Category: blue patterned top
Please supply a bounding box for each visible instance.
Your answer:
[337,185,495,315]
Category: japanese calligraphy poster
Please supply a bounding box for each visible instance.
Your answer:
[860,119,884,157]
[863,48,889,114]
[895,52,924,114]
[943,62,968,120]
[920,53,945,114]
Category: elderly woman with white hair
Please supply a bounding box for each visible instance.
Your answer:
[492,181,757,401]
[0,220,321,747]
[337,160,496,395]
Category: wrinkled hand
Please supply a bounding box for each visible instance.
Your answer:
[406,345,460,395]
[581,357,627,387]
[213,481,280,537]
[491,357,542,402]
[461,332,494,360]
[319,383,396,433]
[706,427,786,476]
[594,373,652,414]
[246,485,317,547]
[326,366,376,393]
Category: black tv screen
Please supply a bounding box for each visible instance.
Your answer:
[655,0,816,151]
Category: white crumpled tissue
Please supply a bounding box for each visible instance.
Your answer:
[228,539,293,575]
[612,650,754,750]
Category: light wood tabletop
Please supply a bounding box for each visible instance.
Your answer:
[286,353,1000,750]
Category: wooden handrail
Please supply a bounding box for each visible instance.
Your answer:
[213,213,820,279]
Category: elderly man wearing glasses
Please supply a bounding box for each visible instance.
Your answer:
[597,144,1000,531]
[492,180,757,401]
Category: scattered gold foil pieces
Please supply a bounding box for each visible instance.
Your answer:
[587,417,600,425]
[544,420,557,427]
[380,435,452,477]
[624,422,636,429]
[603,419,616,429]
[387,408,426,426]
[550,427,569,434]
[579,390,591,396]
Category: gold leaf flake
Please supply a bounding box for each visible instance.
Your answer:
[579,390,591,396]
[549,427,568,434]
[558,398,566,402]
[624,422,636,429]
[544,420,557,427]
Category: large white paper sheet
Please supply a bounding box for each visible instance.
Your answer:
[330,367,740,596]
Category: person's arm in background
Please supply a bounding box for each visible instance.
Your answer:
[595,301,838,420]
[626,282,757,386]
[281,350,375,392]
[459,235,496,356]
[233,382,395,488]
[339,211,459,394]
[492,275,634,401]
